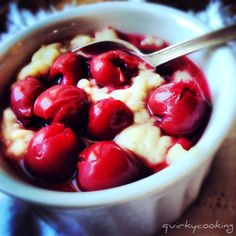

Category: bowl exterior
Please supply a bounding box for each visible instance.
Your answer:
[31,158,212,236]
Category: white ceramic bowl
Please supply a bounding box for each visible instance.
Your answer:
[0,2,236,235]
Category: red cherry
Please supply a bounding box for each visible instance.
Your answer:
[90,50,140,87]
[77,141,143,191]
[148,81,209,136]
[10,76,46,126]
[87,98,134,140]
[34,85,89,130]
[25,123,79,182]
[50,52,86,85]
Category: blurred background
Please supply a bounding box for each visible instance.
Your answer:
[0,1,235,236]
[1,0,236,32]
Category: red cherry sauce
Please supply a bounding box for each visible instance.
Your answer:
[0,29,212,192]
[115,28,168,53]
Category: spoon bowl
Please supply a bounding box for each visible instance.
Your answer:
[73,24,236,68]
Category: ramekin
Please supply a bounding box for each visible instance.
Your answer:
[0,2,236,235]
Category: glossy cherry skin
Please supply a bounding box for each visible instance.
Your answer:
[90,50,140,87]
[34,85,89,130]
[50,52,86,85]
[25,123,79,182]
[77,141,143,191]
[87,98,134,140]
[10,76,46,126]
[148,81,209,137]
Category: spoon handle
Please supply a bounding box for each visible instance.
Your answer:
[148,24,236,67]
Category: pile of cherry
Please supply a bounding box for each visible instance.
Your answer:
[9,33,211,191]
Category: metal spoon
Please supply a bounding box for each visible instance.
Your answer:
[72,24,236,67]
